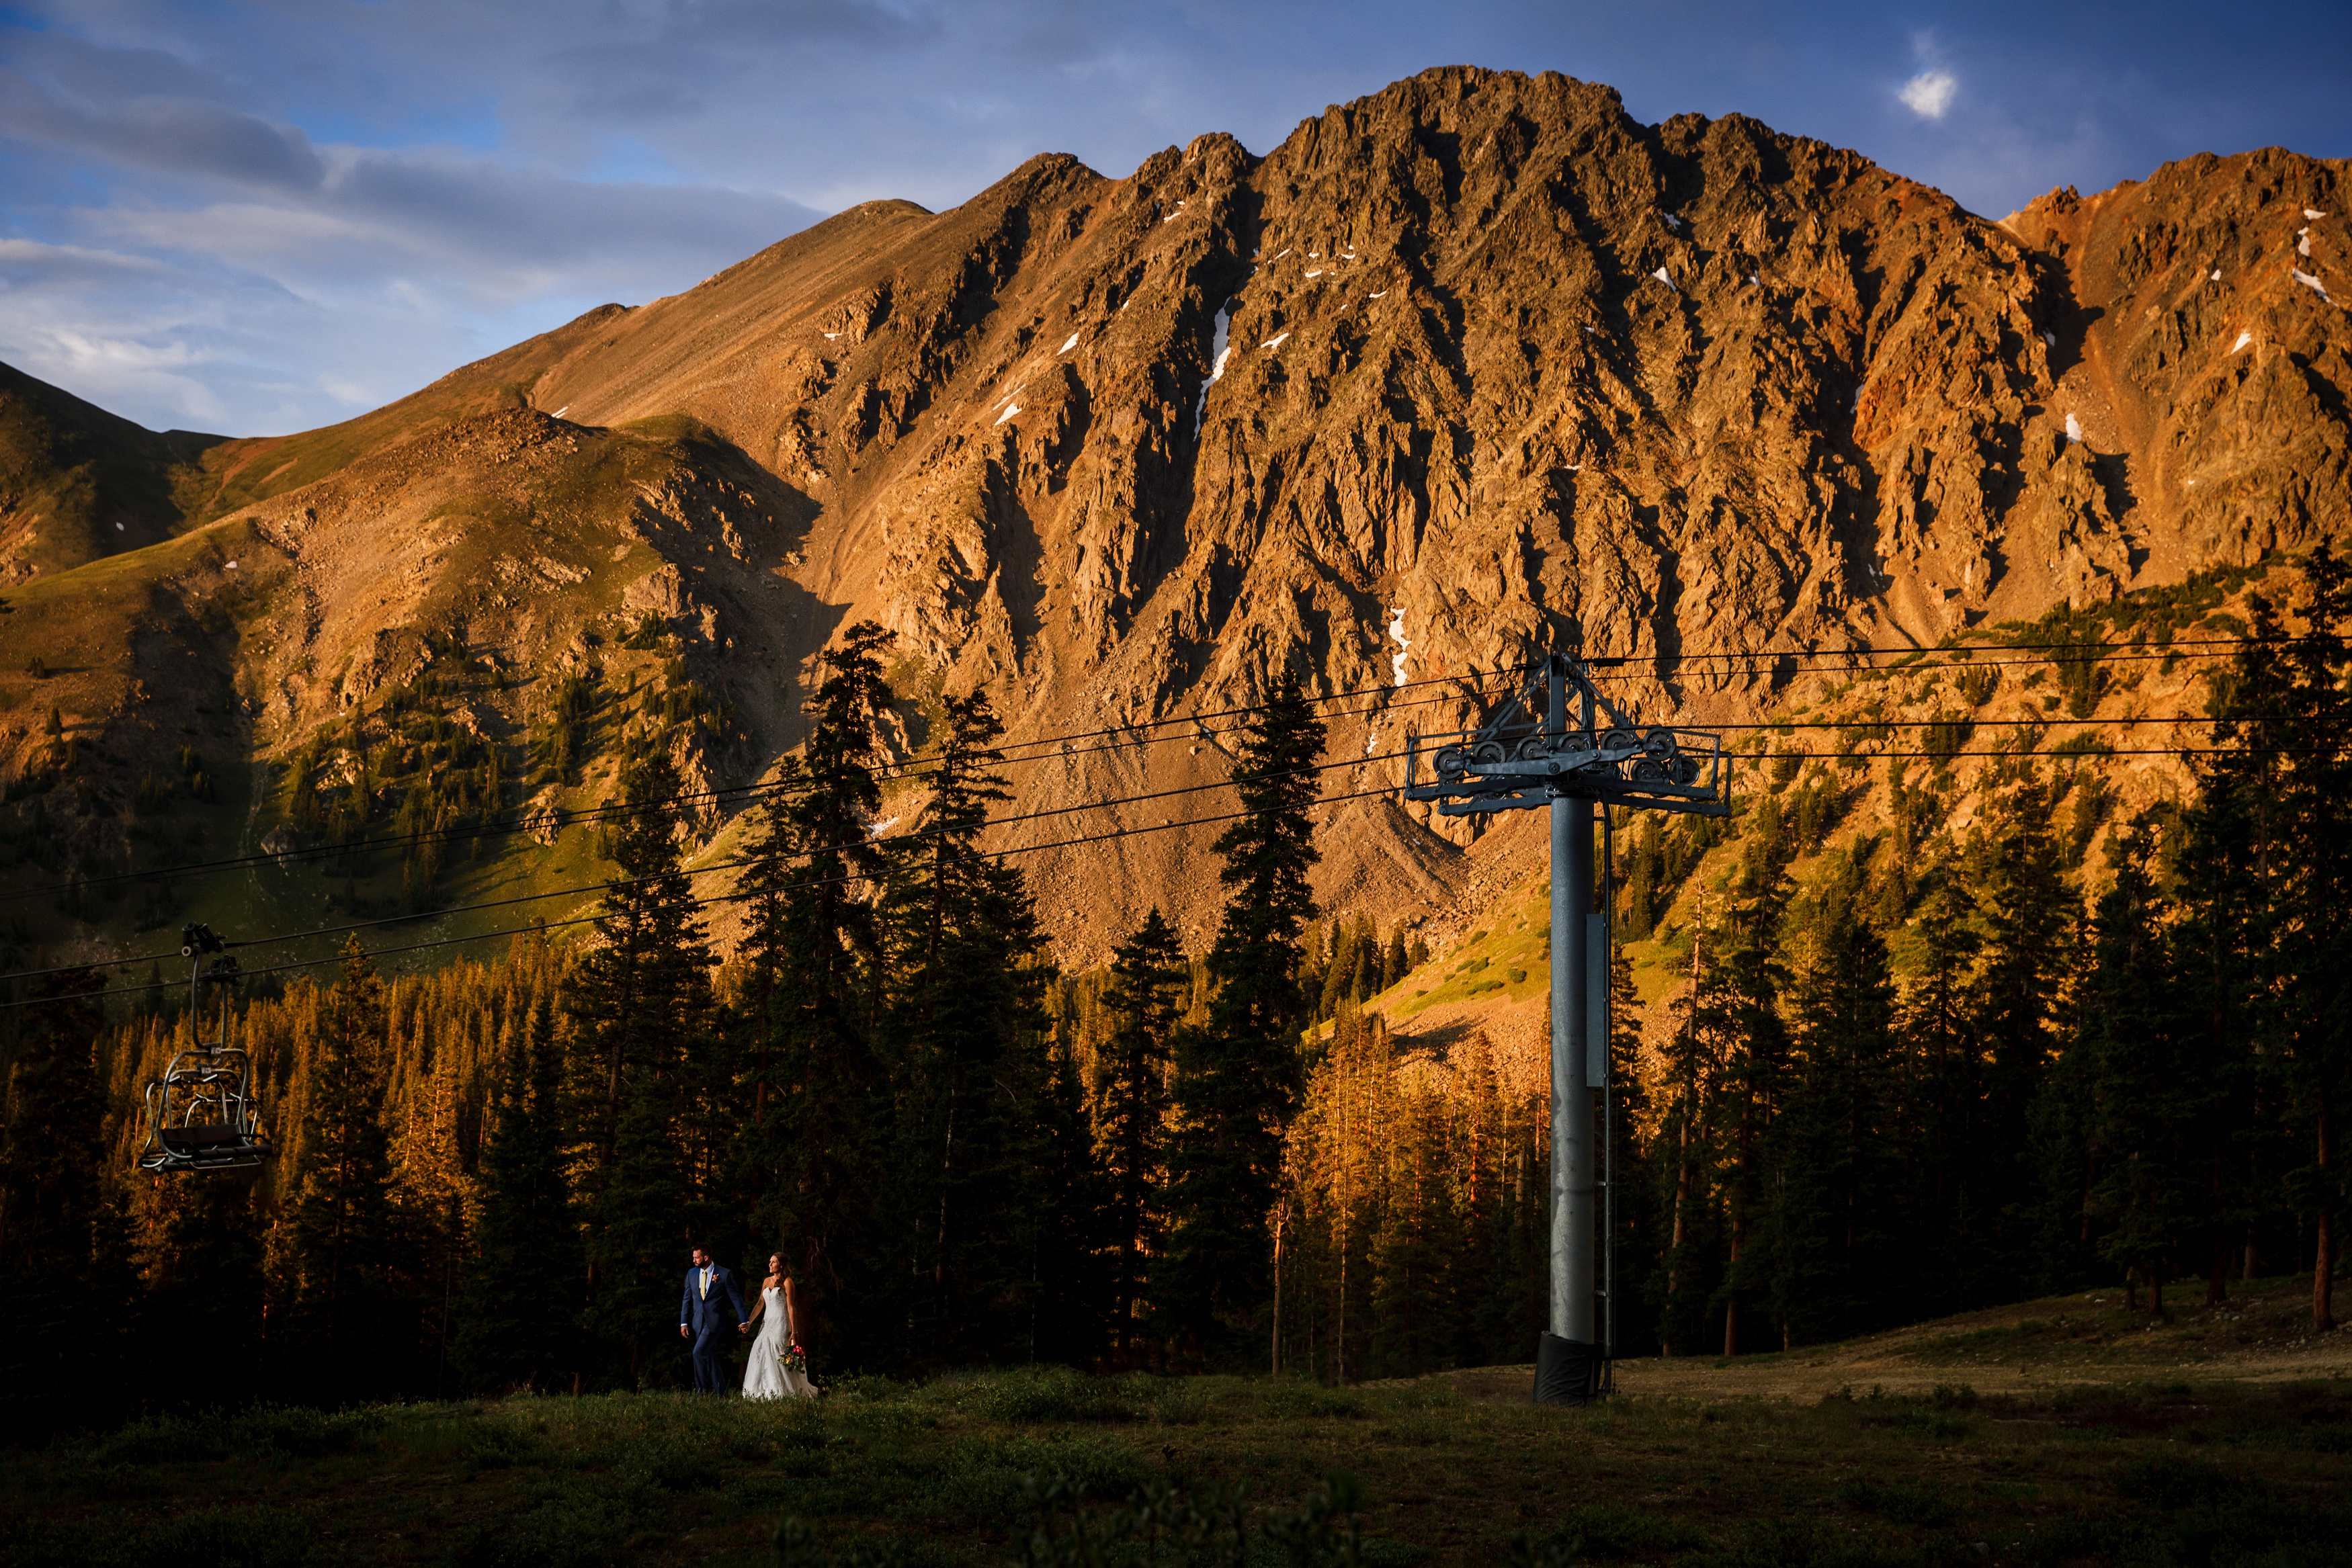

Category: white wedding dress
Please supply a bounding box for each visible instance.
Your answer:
[741,1285,816,1401]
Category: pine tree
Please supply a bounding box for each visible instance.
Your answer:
[1704,838,1790,1356]
[566,747,717,1172]
[284,936,397,1393]
[388,1026,473,1395]
[2175,584,2299,1303]
[1898,871,1981,1316]
[1030,1028,1109,1365]
[143,1173,266,1399]
[0,967,133,1426]
[1769,846,1902,1346]
[1095,908,1185,1359]
[2079,820,2199,1313]
[2261,547,2352,1330]
[881,687,1051,1364]
[1654,903,1718,1359]
[1368,1061,1458,1378]
[566,746,716,1368]
[1952,779,2076,1306]
[1165,666,1327,1357]
[587,1066,690,1387]
[741,622,894,1366]
[455,978,581,1391]
[1605,938,1660,1356]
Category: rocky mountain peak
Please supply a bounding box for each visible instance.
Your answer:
[0,68,2345,966]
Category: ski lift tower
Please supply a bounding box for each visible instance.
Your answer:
[1405,652,1729,1403]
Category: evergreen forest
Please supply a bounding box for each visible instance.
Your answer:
[3,555,2351,1426]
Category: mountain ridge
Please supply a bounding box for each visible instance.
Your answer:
[0,64,2344,975]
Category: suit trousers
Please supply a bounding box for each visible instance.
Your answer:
[690,1327,728,1393]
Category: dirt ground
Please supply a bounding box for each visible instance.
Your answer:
[1437,1272,2352,1405]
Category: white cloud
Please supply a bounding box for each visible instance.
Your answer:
[0,236,175,277]
[1899,69,1958,120]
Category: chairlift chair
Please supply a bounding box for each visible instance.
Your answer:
[136,922,271,1173]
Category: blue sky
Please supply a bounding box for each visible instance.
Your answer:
[2,1,2344,437]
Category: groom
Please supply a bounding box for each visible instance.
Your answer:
[679,1244,749,1394]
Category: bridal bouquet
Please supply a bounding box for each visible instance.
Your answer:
[782,1342,808,1376]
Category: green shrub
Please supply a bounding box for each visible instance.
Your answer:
[617,1430,719,1491]
[1539,1499,1708,1559]
[920,1435,1149,1519]
[8,1507,323,1568]
[937,1366,1143,1424]
[1264,1381,1368,1421]
[1839,1478,1954,1528]
[81,1405,380,1467]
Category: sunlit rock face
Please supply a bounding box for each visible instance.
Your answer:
[1,67,2343,961]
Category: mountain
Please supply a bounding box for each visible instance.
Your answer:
[0,65,2345,977]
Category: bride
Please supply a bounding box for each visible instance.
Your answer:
[741,1252,816,1401]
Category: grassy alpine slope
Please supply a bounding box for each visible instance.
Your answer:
[6,1276,2348,1568]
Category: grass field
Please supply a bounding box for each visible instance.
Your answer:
[7,1277,2351,1568]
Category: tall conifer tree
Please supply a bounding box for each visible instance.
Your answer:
[2079,822,2199,1312]
[1954,781,2075,1305]
[2267,546,2352,1330]
[1165,666,1326,1355]
[566,748,716,1172]
[1704,838,1790,1356]
[285,936,396,1391]
[742,622,894,1364]
[588,1066,689,1385]
[0,967,131,1425]
[1095,908,1185,1358]
[1770,846,1902,1345]
[882,687,1052,1363]
[566,746,716,1371]
[455,978,580,1391]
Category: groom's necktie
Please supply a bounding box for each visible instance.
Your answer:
[700,1268,710,1300]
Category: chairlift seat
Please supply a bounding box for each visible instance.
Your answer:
[161,1125,247,1149]
[135,928,273,1175]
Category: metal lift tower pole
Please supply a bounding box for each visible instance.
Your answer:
[1403,646,1729,1406]
[1548,665,1595,1353]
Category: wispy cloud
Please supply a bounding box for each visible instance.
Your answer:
[1896,31,1958,122]
[0,236,174,277]
[1899,69,1958,120]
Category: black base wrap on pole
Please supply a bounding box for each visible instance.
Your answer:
[1534,1333,1599,1405]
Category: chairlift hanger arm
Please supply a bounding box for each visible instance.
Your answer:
[1402,647,1730,819]
[1469,654,1639,742]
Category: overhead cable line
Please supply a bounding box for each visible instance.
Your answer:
[2,730,2338,997]
[1693,714,2351,732]
[5,623,2320,904]
[0,739,1440,986]
[0,781,1407,1012]
[1599,644,2332,677]
[1634,631,2336,666]
[0,670,1539,905]
[5,629,2324,901]
[1,628,2330,917]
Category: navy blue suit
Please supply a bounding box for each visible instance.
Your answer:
[681,1262,747,1393]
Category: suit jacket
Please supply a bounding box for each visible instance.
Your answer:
[680,1263,746,1334]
